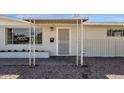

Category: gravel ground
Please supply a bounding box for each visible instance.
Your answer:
[0,65,89,79]
[84,57,124,79]
[0,57,90,79]
[0,57,124,79]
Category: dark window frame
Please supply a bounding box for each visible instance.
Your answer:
[6,28,43,45]
[107,29,124,37]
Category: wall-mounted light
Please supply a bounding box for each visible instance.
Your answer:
[50,27,54,31]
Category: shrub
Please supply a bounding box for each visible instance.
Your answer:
[22,49,26,52]
[8,50,12,52]
[0,50,6,52]
[35,50,38,52]
[14,50,18,52]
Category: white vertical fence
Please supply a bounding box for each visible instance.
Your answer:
[83,38,124,57]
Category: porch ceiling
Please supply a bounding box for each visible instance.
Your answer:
[32,20,81,24]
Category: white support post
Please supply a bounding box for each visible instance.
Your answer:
[76,19,79,66]
[29,19,32,66]
[33,20,36,66]
[81,19,83,66]
[12,29,14,44]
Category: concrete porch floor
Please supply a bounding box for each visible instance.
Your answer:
[0,57,124,79]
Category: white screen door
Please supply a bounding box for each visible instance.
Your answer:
[58,28,70,55]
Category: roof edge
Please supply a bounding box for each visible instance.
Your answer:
[84,22,124,25]
[23,16,88,21]
[0,15,30,24]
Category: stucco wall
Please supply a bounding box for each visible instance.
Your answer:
[0,20,81,56]
[83,25,124,57]
[32,24,81,56]
[2,19,124,57]
[83,25,124,39]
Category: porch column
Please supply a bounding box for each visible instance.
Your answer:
[76,19,79,66]
[80,19,83,66]
[29,19,32,66]
[33,20,36,66]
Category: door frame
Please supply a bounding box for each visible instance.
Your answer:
[56,27,71,56]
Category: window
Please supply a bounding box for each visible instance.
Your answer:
[6,28,42,44]
[6,28,29,44]
[107,29,124,37]
[7,28,13,44]
[13,28,29,44]
[33,28,42,44]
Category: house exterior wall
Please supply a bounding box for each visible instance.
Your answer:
[83,25,124,57]
[39,24,81,56]
[83,25,124,39]
[2,17,124,57]
[0,19,81,56]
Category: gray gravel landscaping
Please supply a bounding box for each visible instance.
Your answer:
[0,65,89,79]
[0,57,90,79]
[84,57,124,79]
[0,57,124,79]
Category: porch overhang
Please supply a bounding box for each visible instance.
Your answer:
[24,17,88,24]
[24,17,86,66]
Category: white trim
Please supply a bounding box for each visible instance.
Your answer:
[84,22,124,26]
[33,20,36,66]
[24,17,88,21]
[81,19,83,66]
[29,19,32,66]
[69,28,72,56]
[76,19,79,66]
[56,27,71,56]
[56,27,58,56]
[0,15,31,24]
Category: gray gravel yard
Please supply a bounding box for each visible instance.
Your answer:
[0,57,124,79]
[85,57,124,79]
